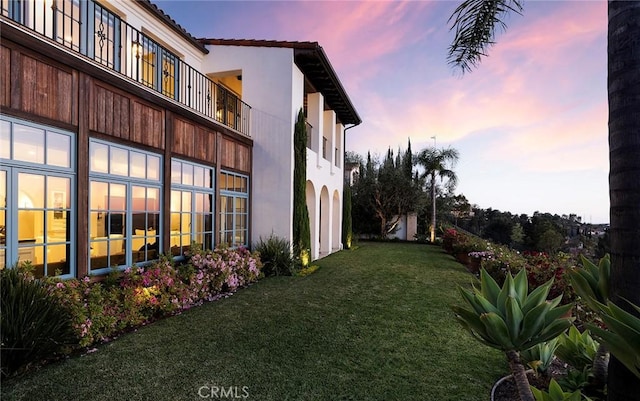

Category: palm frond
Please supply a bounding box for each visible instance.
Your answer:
[448,0,524,74]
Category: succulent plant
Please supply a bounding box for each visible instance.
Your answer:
[453,268,573,401]
[588,300,640,379]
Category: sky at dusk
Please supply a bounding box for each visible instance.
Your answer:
[156,0,610,224]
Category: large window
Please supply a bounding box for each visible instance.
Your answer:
[219,171,249,247]
[170,159,215,257]
[89,140,161,274]
[0,117,75,278]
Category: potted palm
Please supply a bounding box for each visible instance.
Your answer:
[452,269,574,401]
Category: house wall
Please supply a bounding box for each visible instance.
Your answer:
[0,14,251,277]
[202,45,345,259]
[202,45,299,244]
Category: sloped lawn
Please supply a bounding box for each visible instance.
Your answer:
[2,242,506,401]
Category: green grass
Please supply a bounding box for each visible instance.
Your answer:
[1,242,506,401]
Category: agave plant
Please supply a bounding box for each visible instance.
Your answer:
[555,325,600,372]
[453,269,573,401]
[588,300,640,379]
[530,379,589,401]
[567,255,610,384]
[568,254,610,312]
[521,337,560,377]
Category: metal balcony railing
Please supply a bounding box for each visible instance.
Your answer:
[0,0,251,137]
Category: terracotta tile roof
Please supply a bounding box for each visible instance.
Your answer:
[200,39,362,126]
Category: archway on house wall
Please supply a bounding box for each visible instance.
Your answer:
[319,186,330,256]
[332,190,341,252]
[305,181,317,260]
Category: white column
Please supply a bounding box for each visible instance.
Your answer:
[307,92,324,168]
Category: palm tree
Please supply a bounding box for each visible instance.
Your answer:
[448,1,640,400]
[416,147,459,242]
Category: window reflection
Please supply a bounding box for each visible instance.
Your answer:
[130,151,146,179]
[89,140,162,272]
[0,121,10,159]
[90,141,109,173]
[47,132,71,168]
[110,146,128,176]
[14,124,45,164]
[170,160,215,255]
[219,171,249,247]
[147,156,160,181]
[2,117,75,276]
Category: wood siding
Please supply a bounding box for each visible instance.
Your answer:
[0,34,253,277]
[90,83,131,138]
[221,137,251,173]
[90,81,164,148]
[0,45,9,108]
[132,100,164,148]
[172,117,216,163]
[4,49,77,126]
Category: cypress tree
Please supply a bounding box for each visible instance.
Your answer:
[292,109,311,265]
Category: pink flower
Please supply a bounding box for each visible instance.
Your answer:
[56,282,65,289]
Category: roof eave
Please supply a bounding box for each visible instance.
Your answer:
[141,1,209,54]
[200,39,361,126]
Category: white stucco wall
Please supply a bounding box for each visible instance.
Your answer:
[202,44,345,258]
[202,45,301,245]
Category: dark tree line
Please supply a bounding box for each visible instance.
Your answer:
[348,141,459,239]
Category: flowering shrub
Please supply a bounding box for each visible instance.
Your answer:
[186,244,262,304]
[442,228,461,253]
[42,246,262,349]
[468,251,494,259]
[524,251,576,304]
[119,259,191,323]
[443,228,459,241]
[45,276,119,347]
[480,244,527,286]
[451,234,486,255]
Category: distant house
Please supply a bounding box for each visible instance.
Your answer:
[344,162,360,186]
[0,0,360,277]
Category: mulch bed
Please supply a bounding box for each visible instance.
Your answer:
[492,360,568,401]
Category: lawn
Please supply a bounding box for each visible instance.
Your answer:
[2,242,506,401]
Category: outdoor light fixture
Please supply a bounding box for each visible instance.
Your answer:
[131,40,142,58]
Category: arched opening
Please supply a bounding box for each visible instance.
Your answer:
[332,190,341,252]
[305,181,317,260]
[319,186,330,257]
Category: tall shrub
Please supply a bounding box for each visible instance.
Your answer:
[1,266,75,377]
[342,184,353,249]
[292,109,311,264]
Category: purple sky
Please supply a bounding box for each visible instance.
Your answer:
[156,0,609,224]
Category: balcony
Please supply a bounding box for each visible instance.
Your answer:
[0,0,250,137]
